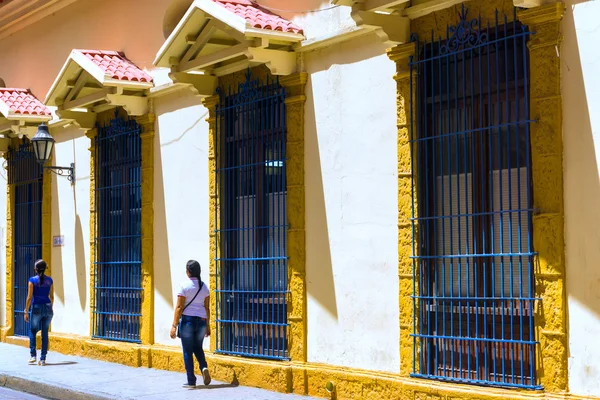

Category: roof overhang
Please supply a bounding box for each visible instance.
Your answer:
[333,0,549,22]
[45,50,154,129]
[0,0,81,41]
[0,89,51,138]
[154,0,305,95]
[0,116,49,138]
[330,0,410,45]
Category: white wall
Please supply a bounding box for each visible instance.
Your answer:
[153,89,211,347]
[304,32,400,373]
[562,1,600,397]
[50,124,91,336]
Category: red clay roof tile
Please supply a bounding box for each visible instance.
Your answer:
[0,88,51,117]
[76,50,153,83]
[213,0,303,34]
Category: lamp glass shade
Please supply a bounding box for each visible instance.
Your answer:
[31,123,55,166]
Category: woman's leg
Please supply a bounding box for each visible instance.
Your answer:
[40,306,53,361]
[29,312,39,358]
[180,317,197,385]
[192,320,208,370]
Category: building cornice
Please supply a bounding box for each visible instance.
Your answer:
[0,0,81,41]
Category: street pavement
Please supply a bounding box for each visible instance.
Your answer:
[0,343,318,400]
[0,387,46,399]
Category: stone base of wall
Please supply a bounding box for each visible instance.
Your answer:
[2,334,595,400]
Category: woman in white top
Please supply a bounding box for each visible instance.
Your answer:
[170,260,211,388]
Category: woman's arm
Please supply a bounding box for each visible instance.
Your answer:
[24,282,33,322]
[169,296,186,339]
[50,284,54,306]
[204,296,211,337]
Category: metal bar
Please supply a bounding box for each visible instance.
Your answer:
[215,71,288,359]
[411,5,537,389]
[92,110,142,343]
[9,143,43,337]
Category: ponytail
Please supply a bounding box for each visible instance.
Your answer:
[34,259,47,286]
[186,260,202,281]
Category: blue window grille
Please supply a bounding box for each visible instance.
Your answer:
[215,70,289,360]
[92,110,142,343]
[409,6,539,389]
[8,143,43,337]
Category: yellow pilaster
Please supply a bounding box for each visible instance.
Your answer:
[136,112,156,346]
[2,154,14,340]
[202,95,219,353]
[86,128,98,337]
[518,2,567,393]
[279,72,308,367]
[387,42,417,378]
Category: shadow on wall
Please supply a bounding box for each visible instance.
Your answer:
[74,214,86,311]
[51,160,65,304]
[563,2,600,318]
[304,80,338,320]
[308,33,392,74]
[52,129,87,310]
[303,33,394,320]
[154,115,174,309]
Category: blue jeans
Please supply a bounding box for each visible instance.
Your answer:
[180,315,208,385]
[29,303,53,360]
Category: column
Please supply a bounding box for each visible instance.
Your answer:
[388,42,417,378]
[136,112,157,346]
[519,2,567,392]
[280,72,308,364]
[86,128,97,337]
[202,95,219,353]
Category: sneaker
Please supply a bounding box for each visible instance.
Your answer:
[182,383,196,389]
[38,360,46,366]
[202,368,211,386]
[28,357,36,365]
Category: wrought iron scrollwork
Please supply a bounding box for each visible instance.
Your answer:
[46,164,75,183]
[216,68,282,109]
[440,4,488,55]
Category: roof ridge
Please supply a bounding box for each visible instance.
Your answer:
[0,88,29,92]
[212,0,303,34]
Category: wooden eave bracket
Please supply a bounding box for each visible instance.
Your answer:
[245,47,296,76]
[175,36,298,77]
[168,72,218,97]
[0,116,50,137]
[351,4,409,45]
[55,110,97,131]
[57,86,149,117]
[338,0,550,21]
[513,0,552,8]
[333,0,409,12]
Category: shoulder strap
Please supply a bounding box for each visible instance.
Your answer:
[182,281,204,312]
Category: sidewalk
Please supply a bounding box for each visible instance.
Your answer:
[0,343,319,400]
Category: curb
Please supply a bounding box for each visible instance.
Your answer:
[0,373,114,400]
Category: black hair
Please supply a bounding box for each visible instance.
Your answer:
[34,259,47,286]
[186,260,201,280]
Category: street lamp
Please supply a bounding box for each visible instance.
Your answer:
[31,123,75,183]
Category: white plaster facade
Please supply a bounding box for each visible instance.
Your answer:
[562,0,600,396]
[304,32,400,373]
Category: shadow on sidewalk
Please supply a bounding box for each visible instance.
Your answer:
[193,382,239,390]
[41,361,78,366]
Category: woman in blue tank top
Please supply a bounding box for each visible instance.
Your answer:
[24,259,54,366]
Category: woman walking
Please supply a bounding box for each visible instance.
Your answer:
[170,260,211,388]
[24,259,54,366]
